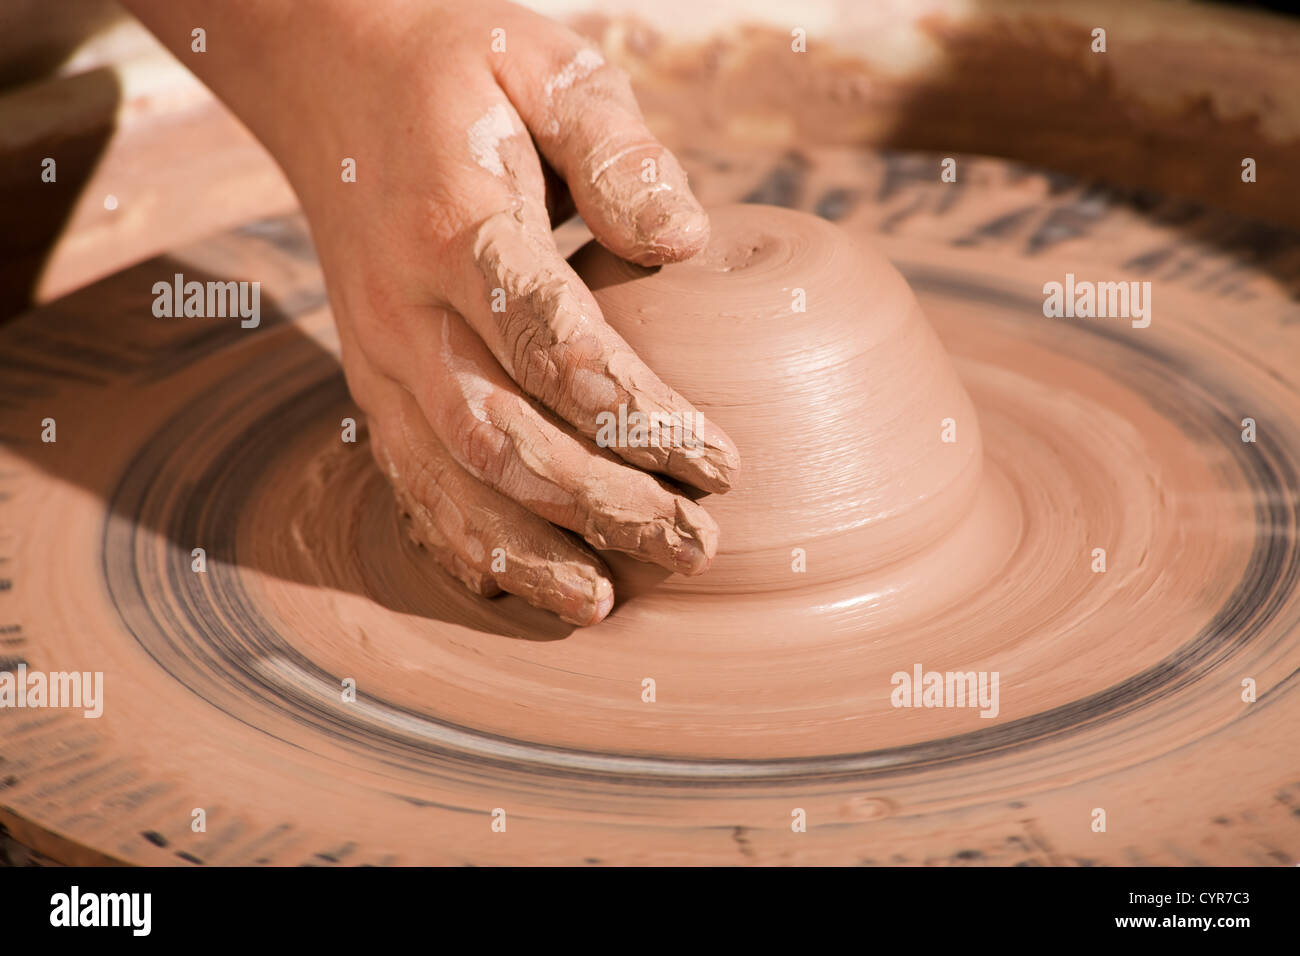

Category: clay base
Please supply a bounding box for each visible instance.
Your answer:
[2,150,1299,865]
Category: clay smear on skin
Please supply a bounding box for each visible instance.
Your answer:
[470,208,737,493]
[467,103,518,177]
[431,303,718,576]
[544,48,606,100]
[537,46,704,250]
[471,208,588,355]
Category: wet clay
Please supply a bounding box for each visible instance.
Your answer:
[572,203,986,595]
[467,204,738,497]
[2,150,1300,866]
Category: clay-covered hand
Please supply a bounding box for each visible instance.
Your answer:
[121,0,740,625]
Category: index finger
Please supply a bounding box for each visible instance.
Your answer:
[435,93,740,493]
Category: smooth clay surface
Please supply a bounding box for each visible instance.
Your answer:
[573,203,987,597]
[2,151,1299,866]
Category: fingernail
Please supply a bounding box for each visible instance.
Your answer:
[589,578,615,622]
[561,575,614,627]
[670,500,718,575]
[681,415,741,493]
[672,537,712,575]
[631,189,710,265]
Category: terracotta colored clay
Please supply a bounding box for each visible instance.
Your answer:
[2,151,1299,866]
[574,203,985,595]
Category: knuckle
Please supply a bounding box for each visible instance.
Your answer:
[454,411,511,485]
[498,301,538,355]
[419,188,473,252]
[404,451,451,511]
[500,312,563,403]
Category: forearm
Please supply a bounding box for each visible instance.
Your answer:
[116,0,402,176]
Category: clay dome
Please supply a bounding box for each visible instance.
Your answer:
[570,203,983,592]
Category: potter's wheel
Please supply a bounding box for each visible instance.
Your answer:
[2,147,1299,866]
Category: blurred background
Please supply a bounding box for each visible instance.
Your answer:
[1,0,1296,327]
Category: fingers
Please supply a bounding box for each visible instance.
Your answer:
[365,368,616,626]
[491,24,709,266]
[451,202,739,493]
[406,85,738,493]
[396,306,719,575]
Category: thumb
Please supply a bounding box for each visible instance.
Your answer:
[492,29,709,265]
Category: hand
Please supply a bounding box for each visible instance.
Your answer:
[122,0,740,625]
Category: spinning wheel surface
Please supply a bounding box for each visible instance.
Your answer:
[2,148,1299,866]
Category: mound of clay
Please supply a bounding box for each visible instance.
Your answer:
[571,203,983,592]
